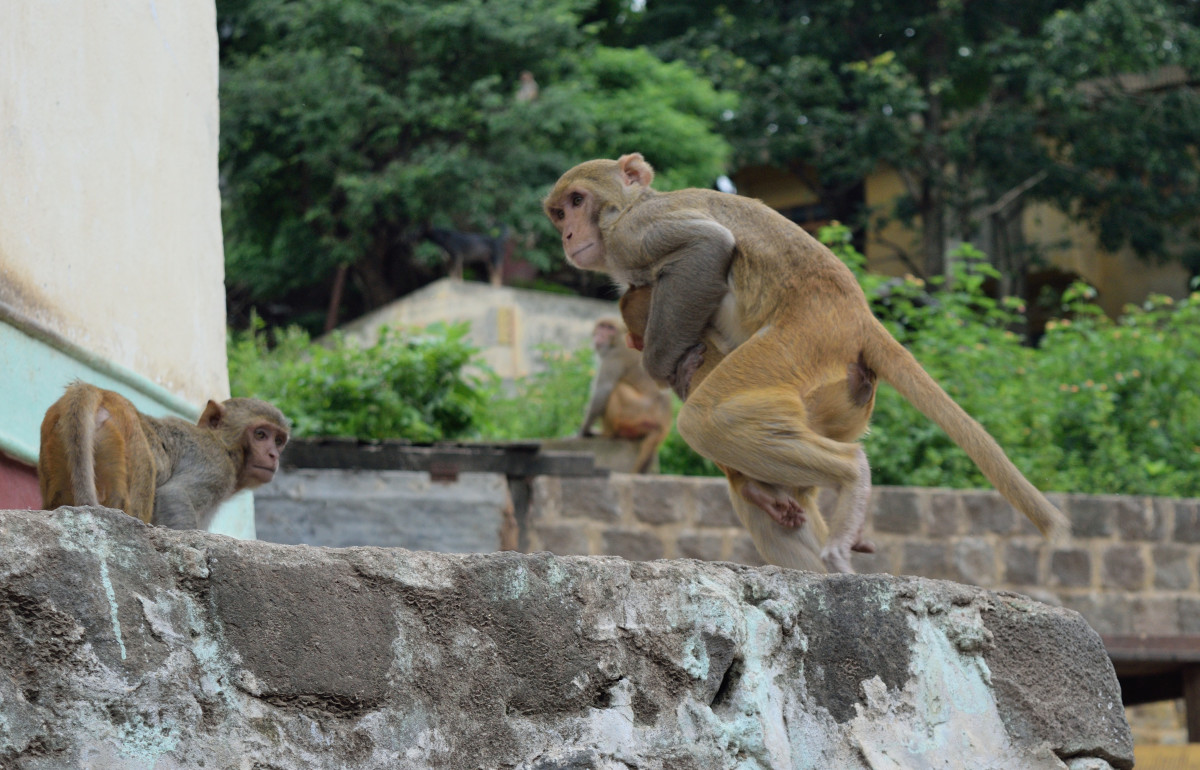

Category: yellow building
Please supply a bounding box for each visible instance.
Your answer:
[734,163,1191,320]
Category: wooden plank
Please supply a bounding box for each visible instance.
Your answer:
[1186,665,1200,743]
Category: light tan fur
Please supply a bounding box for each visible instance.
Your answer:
[581,318,673,473]
[39,381,290,530]
[547,154,1069,573]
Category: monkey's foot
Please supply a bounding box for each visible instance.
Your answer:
[668,343,706,400]
[740,481,806,528]
[851,538,877,554]
[821,546,856,574]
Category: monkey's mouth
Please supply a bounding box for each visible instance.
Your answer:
[569,243,595,262]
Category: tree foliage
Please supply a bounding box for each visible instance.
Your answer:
[620,0,1200,284]
[217,0,733,331]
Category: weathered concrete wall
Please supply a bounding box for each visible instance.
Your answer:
[0,507,1132,769]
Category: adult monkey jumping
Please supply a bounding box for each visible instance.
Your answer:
[544,153,1069,572]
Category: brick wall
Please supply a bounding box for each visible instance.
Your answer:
[526,474,1200,637]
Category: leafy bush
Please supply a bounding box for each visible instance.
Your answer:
[485,345,594,440]
[228,318,493,442]
[834,226,1200,497]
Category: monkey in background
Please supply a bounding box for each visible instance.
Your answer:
[38,381,290,530]
[581,317,673,474]
[545,153,1068,573]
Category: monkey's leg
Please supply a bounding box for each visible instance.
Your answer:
[632,426,667,474]
[819,446,874,573]
[728,477,827,573]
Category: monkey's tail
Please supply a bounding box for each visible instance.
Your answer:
[61,382,101,506]
[862,325,1069,542]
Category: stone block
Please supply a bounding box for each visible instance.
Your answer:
[963,491,1016,535]
[1179,597,1200,634]
[1067,495,1115,539]
[676,533,724,562]
[1004,541,1041,586]
[849,548,895,575]
[871,488,921,534]
[1113,497,1165,541]
[928,492,963,537]
[952,537,999,587]
[1049,548,1092,589]
[533,524,592,556]
[901,542,952,580]
[631,476,690,525]
[255,469,510,552]
[528,476,562,522]
[1100,545,1146,591]
[728,534,767,567]
[1152,544,1194,591]
[602,529,664,561]
[695,480,739,528]
[1174,499,1200,543]
[560,476,621,522]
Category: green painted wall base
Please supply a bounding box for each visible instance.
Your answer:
[0,305,255,539]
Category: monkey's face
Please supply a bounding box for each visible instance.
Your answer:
[593,320,620,352]
[241,422,288,488]
[545,186,606,271]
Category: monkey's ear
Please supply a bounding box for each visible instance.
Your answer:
[617,153,654,188]
[199,400,226,429]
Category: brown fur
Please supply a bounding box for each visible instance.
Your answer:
[547,154,1069,573]
[39,381,290,530]
[582,318,673,473]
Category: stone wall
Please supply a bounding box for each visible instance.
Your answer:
[527,476,1200,638]
[0,506,1133,769]
[256,466,1200,638]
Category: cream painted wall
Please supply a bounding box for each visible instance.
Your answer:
[0,3,252,538]
[0,1,228,402]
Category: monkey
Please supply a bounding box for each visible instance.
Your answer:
[620,285,865,573]
[515,70,540,103]
[545,153,1069,573]
[38,381,290,530]
[580,316,673,474]
[423,225,512,286]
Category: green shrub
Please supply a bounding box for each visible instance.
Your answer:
[486,345,595,440]
[228,317,493,441]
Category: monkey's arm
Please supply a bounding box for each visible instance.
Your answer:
[638,216,735,392]
[580,357,624,436]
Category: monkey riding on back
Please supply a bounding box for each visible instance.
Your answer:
[38,381,290,531]
[544,153,1069,574]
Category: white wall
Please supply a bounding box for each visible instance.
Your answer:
[0,2,251,538]
[0,1,228,402]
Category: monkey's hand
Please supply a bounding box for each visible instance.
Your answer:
[667,343,706,400]
[739,480,806,528]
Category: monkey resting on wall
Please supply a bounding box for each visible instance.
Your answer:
[38,381,290,531]
[544,153,1069,574]
[580,317,673,474]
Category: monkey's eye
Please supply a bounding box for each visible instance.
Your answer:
[569,193,584,207]
[553,208,564,220]
[275,435,287,447]
[255,428,268,441]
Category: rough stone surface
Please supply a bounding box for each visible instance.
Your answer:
[0,508,1133,770]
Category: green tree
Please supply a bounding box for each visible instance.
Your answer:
[217,0,733,333]
[621,0,1200,291]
